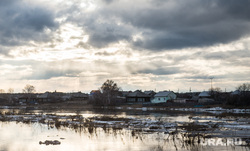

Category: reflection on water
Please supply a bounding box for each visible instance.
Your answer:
[0,122,164,151]
[0,110,249,151]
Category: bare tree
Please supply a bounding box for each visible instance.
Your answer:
[209,87,222,101]
[23,84,36,103]
[100,79,120,105]
[8,88,14,93]
[232,83,250,106]
[236,83,250,92]
[23,84,36,93]
[92,80,120,105]
[209,87,222,94]
[7,88,14,104]
[0,89,5,93]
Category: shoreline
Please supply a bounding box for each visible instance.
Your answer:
[1,101,250,115]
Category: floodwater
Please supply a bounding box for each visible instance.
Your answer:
[0,109,250,151]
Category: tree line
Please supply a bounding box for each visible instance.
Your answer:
[0,84,36,94]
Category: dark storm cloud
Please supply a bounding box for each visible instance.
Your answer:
[133,21,250,50]
[82,19,133,48]
[129,0,250,50]
[2,0,250,53]
[0,0,57,53]
[68,0,250,50]
[218,0,250,20]
[89,32,130,48]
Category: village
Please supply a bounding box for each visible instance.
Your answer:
[0,83,248,108]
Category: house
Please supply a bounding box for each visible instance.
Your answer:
[144,90,156,101]
[186,95,199,103]
[231,90,240,96]
[0,93,10,105]
[126,90,151,103]
[37,92,50,102]
[120,91,131,97]
[198,91,211,98]
[90,90,100,96]
[198,91,214,103]
[37,91,67,103]
[151,91,176,104]
[18,94,37,104]
[70,92,89,101]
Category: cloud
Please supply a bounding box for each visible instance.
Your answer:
[95,50,132,57]
[102,0,115,4]
[133,66,182,75]
[26,68,81,80]
[125,57,181,76]
[0,46,10,56]
[88,31,130,48]
[64,0,250,50]
[2,0,250,52]
[202,49,250,60]
[197,49,250,68]
[0,59,83,80]
[24,60,84,80]
[129,0,250,50]
[0,0,57,54]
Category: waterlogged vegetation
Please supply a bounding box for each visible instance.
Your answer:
[0,109,250,151]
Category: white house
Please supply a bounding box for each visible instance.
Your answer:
[151,91,176,104]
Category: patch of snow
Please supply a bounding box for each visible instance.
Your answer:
[223,124,250,129]
[93,121,116,125]
[172,107,250,114]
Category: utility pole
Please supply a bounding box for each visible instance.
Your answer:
[210,77,214,91]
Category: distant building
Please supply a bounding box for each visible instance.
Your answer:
[70,92,88,101]
[37,92,50,102]
[198,91,211,98]
[36,91,67,103]
[18,94,37,104]
[126,90,151,103]
[151,91,176,104]
[144,90,156,101]
[231,90,240,96]
[198,91,214,103]
[120,91,131,97]
[90,90,100,96]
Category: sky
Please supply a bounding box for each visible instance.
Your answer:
[0,0,250,93]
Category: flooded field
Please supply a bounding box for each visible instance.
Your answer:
[0,108,250,151]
